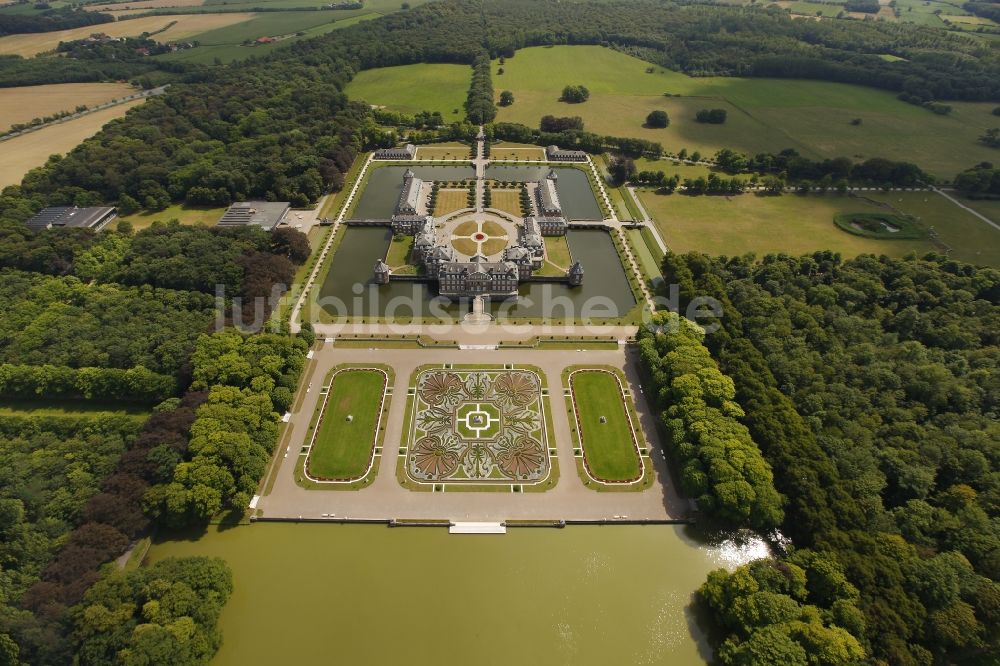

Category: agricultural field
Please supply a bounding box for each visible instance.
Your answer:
[0,99,144,188]
[638,189,1000,267]
[0,12,255,57]
[345,62,470,117]
[156,10,377,64]
[84,0,207,16]
[305,368,387,481]
[492,45,999,178]
[0,82,135,132]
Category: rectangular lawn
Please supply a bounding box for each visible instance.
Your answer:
[307,369,386,480]
[571,371,642,483]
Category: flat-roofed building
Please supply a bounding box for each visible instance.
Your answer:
[374,144,416,160]
[545,145,587,162]
[24,206,117,232]
[216,201,290,231]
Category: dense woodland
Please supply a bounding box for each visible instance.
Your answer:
[656,252,1000,664]
[0,7,111,37]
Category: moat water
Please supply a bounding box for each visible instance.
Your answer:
[349,165,602,221]
[351,165,476,219]
[487,165,603,220]
[148,524,771,665]
[315,227,635,321]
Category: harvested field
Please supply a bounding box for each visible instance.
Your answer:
[0,82,135,132]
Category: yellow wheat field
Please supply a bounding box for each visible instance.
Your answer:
[0,82,137,132]
[0,99,145,188]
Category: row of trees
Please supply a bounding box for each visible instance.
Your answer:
[638,313,784,531]
[465,54,496,124]
[489,121,662,157]
[0,363,176,403]
[713,147,928,186]
[662,251,1000,664]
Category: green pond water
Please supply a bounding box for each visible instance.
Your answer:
[147,524,753,666]
[314,227,635,320]
[486,165,603,220]
[352,165,476,219]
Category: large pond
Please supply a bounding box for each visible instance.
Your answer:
[314,227,635,321]
[147,524,765,665]
[352,165,476,219]
[487,165,603,220]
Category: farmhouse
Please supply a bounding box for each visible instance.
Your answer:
[546,145,588,162]
[374,144,416,160]
[24,206,117,232]
[216,201,290,231]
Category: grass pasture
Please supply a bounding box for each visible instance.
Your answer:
[639,189,1000,267]
[0,82,136,132]
[1,99,144,188]
[345,63,470,117]
[306,368,387,481]
[569,370,642,483]
[0,13,255,57]
[492,45,999,177]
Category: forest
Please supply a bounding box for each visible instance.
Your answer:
[659,251,1000,664]
[0,7,111,37]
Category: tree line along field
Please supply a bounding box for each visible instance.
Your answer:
[0,81,135,132]
[491,45,999,179]
[344,62,471,117]
[0,12,255,57]
[638,188,1000,267]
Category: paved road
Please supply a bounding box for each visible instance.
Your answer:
[259,346,689,522]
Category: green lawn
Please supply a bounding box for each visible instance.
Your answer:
[493,45,999,178]
[639,189,1000,267]
[120,203,226,229]
[626,227,662,280]
[570,371,641,482]
[307,369,385,480]
[385,233,414,270]
[543,234,572,268]
[345,63,471,116]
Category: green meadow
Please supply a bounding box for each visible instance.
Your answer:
[345,62,470,117]
[492,45,998,178]
[638,189,1000,267]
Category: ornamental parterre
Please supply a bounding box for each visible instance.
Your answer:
[406,368,550,484]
